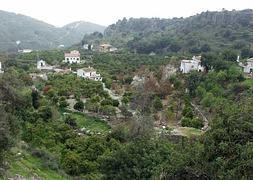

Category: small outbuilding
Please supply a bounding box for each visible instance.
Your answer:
[239,58,253,74]
[77,66,102,81]
[180,56,204,73]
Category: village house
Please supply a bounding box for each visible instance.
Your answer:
[99,44,118,52]
[83,44,93,50]
[63,50,81,64]
[0,62,4,73]
[18,49,33,53]
[77,66,102,81]
[180,56,204,73]
[239,58,253,73]
[37,60,53,70]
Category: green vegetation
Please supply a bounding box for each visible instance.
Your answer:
[100,10,253,55]
[64,112,110,133]
[1,9,253,179]
[7,147,66,180]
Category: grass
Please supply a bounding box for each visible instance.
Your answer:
[63,110,111,133]
[7,148,67,180]
[179,127,203,137]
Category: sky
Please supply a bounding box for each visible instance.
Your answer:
[0,0,252,27]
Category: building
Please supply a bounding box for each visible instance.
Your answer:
[99,44,117,52]
[18,49,33,53]
[37,60,46,69]
[0,62,4,73]
[109,47,118,52]
[64,50,81,64]
[239,58,253,73]
[37,60,53,70]
[77,67,102,81]
[180,56,204,73]
[83,44,93,50]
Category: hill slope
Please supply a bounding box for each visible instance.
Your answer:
[0,10,105,52]
[90,9,253,55]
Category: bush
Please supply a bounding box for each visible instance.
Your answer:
[181,117,203,129]
[31,90,39,109]
[153,96,163,111]
[39,106,52,121]
[112,99,120,107]
[100,105,116,116]
[31,149,59,170]
[182,106,194,119]
[74,100,84,111]
[65,116,77,128]
[59,97,68,108]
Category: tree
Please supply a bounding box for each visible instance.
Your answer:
[203,103,253,179]
[100,105,116,116]
[186,72,202,97]
[65,116,77,128]
[101,139,172,179]
[61,151,81,175]
[221,49,237,62]
[241,47,253,59]
[153,96,163,111]
[74,100,84,111]
[181,117,203,129]
[0,108,14,168]
[31,89,39,109]
[119,105,133,121]
[59,97,68,108]
[201,44,211,52]
[39,106,52,121]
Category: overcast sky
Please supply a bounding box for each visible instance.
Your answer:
[0,0,252,27]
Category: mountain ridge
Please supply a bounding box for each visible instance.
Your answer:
[81,9,253,55]
[0,10,106,52]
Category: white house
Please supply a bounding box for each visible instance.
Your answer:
[37,60,46,69]
[109,47,118,52]
[77,67,102,81]
[99,44,117,52]
[18,49,33,53]
[239,58,253,73]
[64,50,81,64]
[83,44,93,50]
[37,60,53,70]
[0,62,4,73]
[180,56,204,73]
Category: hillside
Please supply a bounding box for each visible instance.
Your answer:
[62,21,105,36]
[85,9,253,56]
[0,10,106,52]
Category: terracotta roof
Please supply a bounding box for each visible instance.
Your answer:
[65,53,80,57]
[64,50,80,57]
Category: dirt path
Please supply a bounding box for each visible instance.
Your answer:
[102,83,123,105]
[190,102,209,131]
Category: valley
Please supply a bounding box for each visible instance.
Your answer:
[0,8,253,180]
